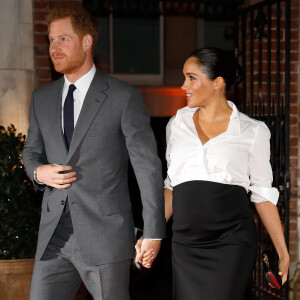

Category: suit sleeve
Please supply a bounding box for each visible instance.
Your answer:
[22,92,48,190]
[121,88,166,239]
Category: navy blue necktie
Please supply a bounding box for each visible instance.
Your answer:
[63,84,76,214]
[64,84,76,149]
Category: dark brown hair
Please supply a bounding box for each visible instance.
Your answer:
[46,7,99,54]
[188,47,244,91]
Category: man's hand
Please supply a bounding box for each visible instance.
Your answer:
[135,239,161,268]
[36,164,76,189]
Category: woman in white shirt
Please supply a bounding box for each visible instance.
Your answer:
[138,47,289,299]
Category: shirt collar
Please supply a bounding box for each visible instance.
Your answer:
[63,64,96,98]
[180,100,241,137]
[226,100,240,136]
[227,100,239,120]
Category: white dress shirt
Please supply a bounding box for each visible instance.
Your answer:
[62,64,96,130]
[164,101,279,205]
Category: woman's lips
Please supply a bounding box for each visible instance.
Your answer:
[186,93,194,100]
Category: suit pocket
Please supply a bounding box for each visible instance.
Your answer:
[100,195,132,215]
[42,187,67,213]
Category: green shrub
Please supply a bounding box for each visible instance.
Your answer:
[0,124,42,259]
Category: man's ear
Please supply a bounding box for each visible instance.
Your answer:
[82,34,93,51]
[214,76,225,90]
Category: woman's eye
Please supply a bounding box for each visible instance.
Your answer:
[189,76,195,80]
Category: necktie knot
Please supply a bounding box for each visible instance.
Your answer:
[68,84,76,94]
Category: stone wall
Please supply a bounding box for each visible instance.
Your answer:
[0,0,34,134]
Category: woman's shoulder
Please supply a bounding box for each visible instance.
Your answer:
[166,106,194,137]
[238,111,270,135]
[169,106,197,124]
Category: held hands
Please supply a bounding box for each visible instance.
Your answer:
[135,239,161,268]
[36,164,77,189]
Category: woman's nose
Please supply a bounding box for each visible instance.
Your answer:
[181,80,188,90]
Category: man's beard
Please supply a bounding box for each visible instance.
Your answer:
[51,50,86,74]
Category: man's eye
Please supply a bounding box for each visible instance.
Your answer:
[61,37,68,41]
[189,76,195,80]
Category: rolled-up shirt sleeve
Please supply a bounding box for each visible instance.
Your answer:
[164,175,173,191]
[248,122,279,205]
[164,118,173,191]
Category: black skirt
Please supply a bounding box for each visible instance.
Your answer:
[172,180,257,300]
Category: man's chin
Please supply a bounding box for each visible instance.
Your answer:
[53,63,67,74]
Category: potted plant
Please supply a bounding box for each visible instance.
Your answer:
[0,124,42,300]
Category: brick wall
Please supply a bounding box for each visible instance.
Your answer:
[239,0,299,268]
[33,0,83,88]
[289,0,299,267]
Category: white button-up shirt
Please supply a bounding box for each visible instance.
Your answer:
[164,101,279,205]
[62,64,96,130]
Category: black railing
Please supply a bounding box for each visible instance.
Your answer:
[235,0,290,299]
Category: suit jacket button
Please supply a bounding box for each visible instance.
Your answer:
[61,200,65,205]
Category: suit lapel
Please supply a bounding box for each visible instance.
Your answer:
[50,77,69,160]
[67,70,108,161]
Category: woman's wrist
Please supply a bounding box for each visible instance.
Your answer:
[277,247,289,260]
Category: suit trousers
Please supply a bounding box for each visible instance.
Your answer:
[29,214,131,300]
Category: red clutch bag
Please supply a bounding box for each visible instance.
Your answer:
[262,250,282,289]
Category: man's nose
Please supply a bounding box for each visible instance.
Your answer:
[50,41,60,53]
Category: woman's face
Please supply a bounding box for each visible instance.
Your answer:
[181,57,217,108]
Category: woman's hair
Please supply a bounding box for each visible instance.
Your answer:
[188,47,244,91]
[46,7,99,54]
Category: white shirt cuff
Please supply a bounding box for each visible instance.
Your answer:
[249,186,279,205]
[164,176,173,191]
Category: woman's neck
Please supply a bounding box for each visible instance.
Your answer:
[198,97,232,122]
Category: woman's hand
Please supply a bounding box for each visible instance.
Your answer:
[135,239,160,268]
[140,249,156,268]
[135,238,157,268]
[255,202,289,286]
[278,252,289,285]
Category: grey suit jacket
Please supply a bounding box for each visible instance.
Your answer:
[22,69,166,265]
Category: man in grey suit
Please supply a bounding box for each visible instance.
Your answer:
[22,7,165,300]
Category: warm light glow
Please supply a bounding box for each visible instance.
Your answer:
[138,87,186,117]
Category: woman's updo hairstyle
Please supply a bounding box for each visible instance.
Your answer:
[188,47,244,91]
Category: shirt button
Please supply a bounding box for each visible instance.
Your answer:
[74,98,76,102]
[61,200,65,205]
